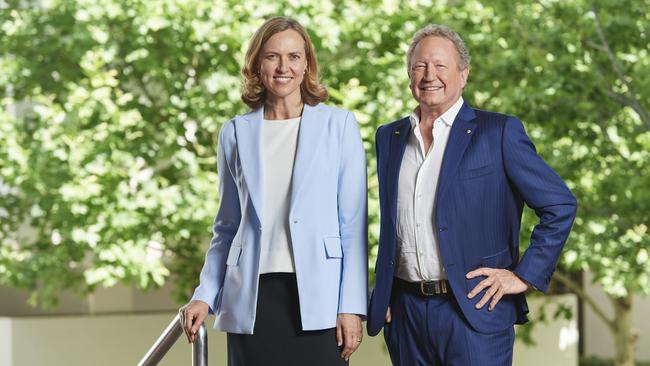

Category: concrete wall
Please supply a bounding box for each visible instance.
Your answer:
[514,294,579,366]
[0,313,389,366]
[582,272,650,361]
[0,317,12,366]
[6,271,648,364]
[0,283,178,317]
[0,294,577,366]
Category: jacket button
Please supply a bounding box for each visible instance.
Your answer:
[389,260,394,266]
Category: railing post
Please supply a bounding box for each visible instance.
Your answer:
[138,314,208,366]
[192,321,208,366]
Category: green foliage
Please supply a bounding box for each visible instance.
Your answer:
[1,0,648,313]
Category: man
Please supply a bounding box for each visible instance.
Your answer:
[367,24,577,365]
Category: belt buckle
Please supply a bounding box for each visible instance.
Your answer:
[420,281,438,296]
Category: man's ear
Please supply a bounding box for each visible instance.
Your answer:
[460,67,469,89]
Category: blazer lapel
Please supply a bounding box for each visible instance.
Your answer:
[290,103,327,212]
[235,107,264,223]
[436,102,478,200]
[387,118,411,228]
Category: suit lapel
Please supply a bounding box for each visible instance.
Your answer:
[436,102,478,200]
[235,107,264,223]
[290,103,326,212]
[387,118,411,228]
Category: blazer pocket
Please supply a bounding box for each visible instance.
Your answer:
[460,164,494,180]
[323,236,343,259]
[226,245,242,266]
[480,247,512,269]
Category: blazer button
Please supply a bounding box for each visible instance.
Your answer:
[389,260,394,266]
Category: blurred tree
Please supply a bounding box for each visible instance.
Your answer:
[479,2,649,365]
[0,0,647,364]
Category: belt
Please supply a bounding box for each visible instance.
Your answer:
[395,278,451,297]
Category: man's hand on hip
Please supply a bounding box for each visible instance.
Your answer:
[466,268,530,311]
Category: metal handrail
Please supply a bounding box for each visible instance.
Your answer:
[138,314,207,366]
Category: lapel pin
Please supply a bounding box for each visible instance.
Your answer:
[394,130,401,135]
[466,129,472,134]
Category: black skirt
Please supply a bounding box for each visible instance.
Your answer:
[227,273,348,366]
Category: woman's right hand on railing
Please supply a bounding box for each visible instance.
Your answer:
[179,300,209,343]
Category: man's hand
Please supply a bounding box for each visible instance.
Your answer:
[336,313,363,361]
[466,268,530,311]
[179,300,209,343]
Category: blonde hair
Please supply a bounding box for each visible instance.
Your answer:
[406,24,471,73]
[241,17,328,110]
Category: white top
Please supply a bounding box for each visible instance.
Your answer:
[259,117,301,274]
[395,97,464,281]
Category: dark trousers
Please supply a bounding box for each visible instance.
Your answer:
[384,284,514,366]
[227,273,347,366]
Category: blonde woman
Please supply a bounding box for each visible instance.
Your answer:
[179,17,368,365]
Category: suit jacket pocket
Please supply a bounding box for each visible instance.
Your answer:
[480,247,512,269]
[226,245,242,266]
[324,236,343,259]
[460,164,494,180]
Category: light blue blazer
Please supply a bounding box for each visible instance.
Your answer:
[192,103,368,334]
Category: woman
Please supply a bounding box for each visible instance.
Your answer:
[179,16,368,365]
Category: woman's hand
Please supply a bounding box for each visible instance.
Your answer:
[179,300,209,343]
[336,313,363,361]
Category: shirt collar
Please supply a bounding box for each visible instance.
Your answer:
[409,96,464,129]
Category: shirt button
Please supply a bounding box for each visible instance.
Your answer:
[258,226,262,231]
[293,220,298,224]
[416,223,421,227]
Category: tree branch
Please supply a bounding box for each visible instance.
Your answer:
[590,3,650,130]
[605,90,633,106]
[553,270,615,331]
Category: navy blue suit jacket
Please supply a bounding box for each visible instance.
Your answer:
[367,102,577,336]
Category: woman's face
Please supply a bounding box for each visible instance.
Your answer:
[259,29,307,103]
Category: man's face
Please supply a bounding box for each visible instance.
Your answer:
[409,36,469,115]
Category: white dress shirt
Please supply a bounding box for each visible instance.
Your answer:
[259,117,301,274]
[395,97,464,281]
